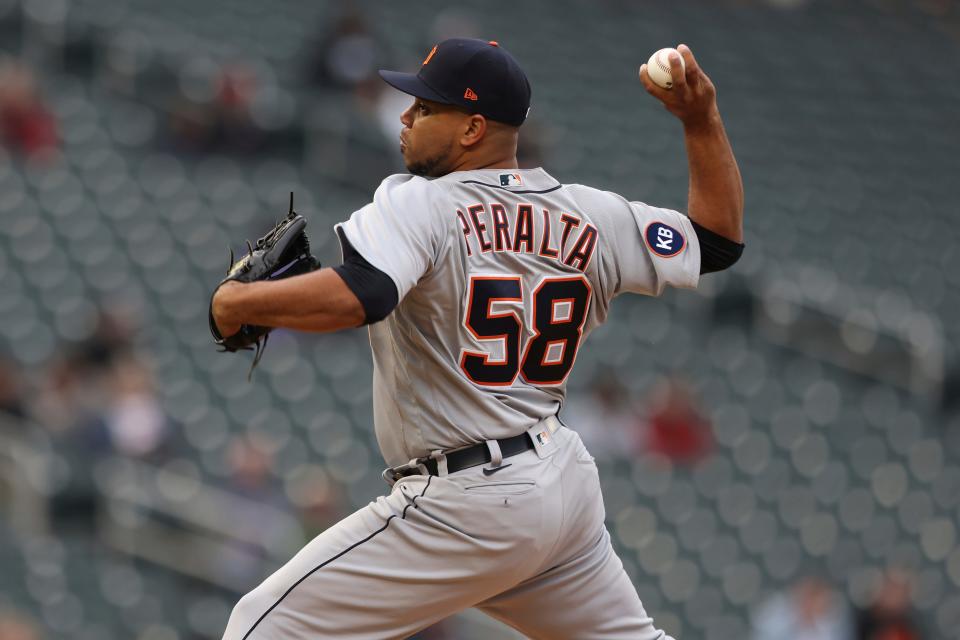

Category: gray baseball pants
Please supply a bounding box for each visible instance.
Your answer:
[222,422,671,639]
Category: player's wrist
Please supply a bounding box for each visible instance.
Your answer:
[212,281,244,334]
[680,105,722,134]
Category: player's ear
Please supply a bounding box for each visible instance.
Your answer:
[460,114,487,148]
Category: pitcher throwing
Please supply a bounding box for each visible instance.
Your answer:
[213,38,744,639]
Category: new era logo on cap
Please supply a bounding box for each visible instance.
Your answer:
[464,88,478,101]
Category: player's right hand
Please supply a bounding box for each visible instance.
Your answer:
[639,44,718,128]
[211,281,242,338]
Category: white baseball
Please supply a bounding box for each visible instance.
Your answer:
[646,47,685,90]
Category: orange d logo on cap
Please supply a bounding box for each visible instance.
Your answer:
[422,45,438,66]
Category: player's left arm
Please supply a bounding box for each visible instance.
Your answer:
[640,45,744,263]
[212,227,401,338]
[211,269,366,338]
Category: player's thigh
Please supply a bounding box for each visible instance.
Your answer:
[477,528,673,640]
[222,476,450,639]
[223,474,545,640]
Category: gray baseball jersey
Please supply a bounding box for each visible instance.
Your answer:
[336,167,700,467]
[223,167,698,640]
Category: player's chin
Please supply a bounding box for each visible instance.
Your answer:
[407,148,453,177]
[405,162,428,177]
[400,148,421,175]
[404,157,441,178]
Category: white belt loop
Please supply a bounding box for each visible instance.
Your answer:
[485,439,504,468]
[382,457,428,486]
[430,449,448,476]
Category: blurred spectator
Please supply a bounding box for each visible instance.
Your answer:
[563,372,637,458]
[32,307,135,433]
[353,76,408,177]
[72,305,137,369]
[32,352,101,433]
[100,355,170,460]
[215,434,294,586]
[0,356,26,420]
[34,308,163,531]
[37,343,116,532]
[0,610,40,640]
[0,57,57,160]
[751,575,853,640]
[296,490,344,540]
[213,64,260,145]
[226,434,282,504]
[285,464,346,540]
[307,7,386,89]
[306,70,403,189]
[856,569,924,640]
[372,74,414,143]
[640,375,713,464]
[169,63,263,154]
[170,61,304,156]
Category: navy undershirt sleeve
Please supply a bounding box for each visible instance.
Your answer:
[333,228,399,324]
[691,219,745,274]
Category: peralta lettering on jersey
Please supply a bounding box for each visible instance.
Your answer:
[455,203,598,271]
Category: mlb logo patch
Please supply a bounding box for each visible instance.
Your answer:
[499,173,523,187]
[527,423,558,459]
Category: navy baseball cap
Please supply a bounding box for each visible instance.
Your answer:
[379,38,531,127]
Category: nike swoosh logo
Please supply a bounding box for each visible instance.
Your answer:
[482,463,512,476]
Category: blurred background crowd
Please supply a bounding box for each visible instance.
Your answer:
[0,0,958,638]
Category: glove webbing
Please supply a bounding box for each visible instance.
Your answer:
[217,332,269,382]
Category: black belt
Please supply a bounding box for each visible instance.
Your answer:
[389,432,535,482]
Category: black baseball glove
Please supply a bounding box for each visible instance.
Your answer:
[208,193,320,379]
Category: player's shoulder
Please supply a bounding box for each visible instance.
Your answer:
[375,173,454,212]
[562,182,639,228]
[564,182,632,207]
[375,173,440,199]
[367,173,457,240]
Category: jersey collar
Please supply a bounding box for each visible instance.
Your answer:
[442,167,561,194]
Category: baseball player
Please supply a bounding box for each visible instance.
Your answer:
[212,39,744,639]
